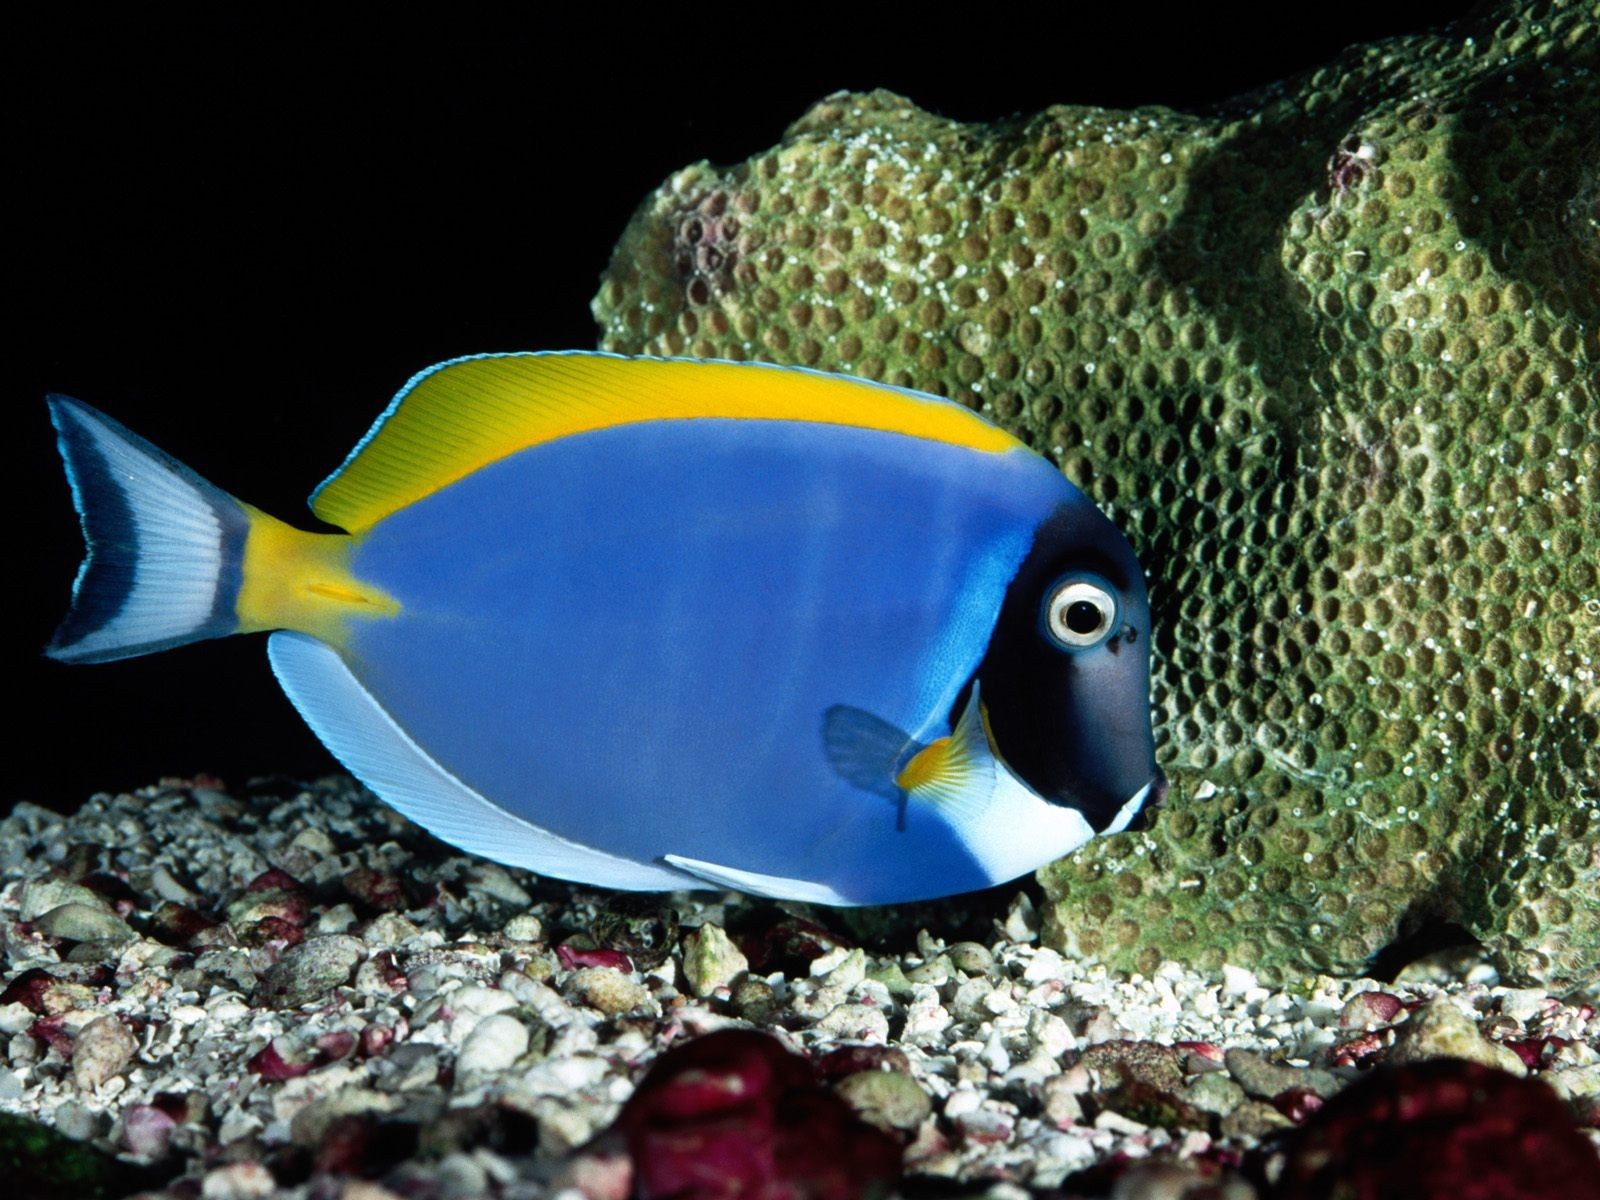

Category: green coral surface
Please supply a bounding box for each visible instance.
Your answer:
[594,1,1600,993]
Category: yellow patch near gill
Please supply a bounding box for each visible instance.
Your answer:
[894,735,985,810]
[312,354,1024,532]
[235,505,399,644]
[896,738,957,795]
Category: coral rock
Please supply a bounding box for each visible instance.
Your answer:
[1275,1059,1600,1200]
[595,0,1600,990]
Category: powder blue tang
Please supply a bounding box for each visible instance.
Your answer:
[45,353,1164,904]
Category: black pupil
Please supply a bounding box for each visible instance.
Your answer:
[1065,599,1104,635]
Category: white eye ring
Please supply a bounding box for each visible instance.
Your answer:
[1044,577,1119,649]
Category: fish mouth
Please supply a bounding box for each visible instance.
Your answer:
[1106,769,1168,835]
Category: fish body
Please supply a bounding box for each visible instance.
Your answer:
[47,354,1162,903]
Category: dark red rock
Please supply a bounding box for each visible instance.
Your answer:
[343,867,408,912]
[1275,1059,1600,1200]
[613,1029,901,1200]
[241,916,306,951]
[1,968,57,1014]
[247,1038,315,1081]
[149,903,219,947]
[742,918,852,976]
[557,944,634,972]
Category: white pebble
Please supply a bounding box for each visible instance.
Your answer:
[456,1014,529,1075]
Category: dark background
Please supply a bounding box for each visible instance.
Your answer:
[10,6,1474,817]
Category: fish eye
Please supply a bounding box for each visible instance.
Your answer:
[1042,575,1119,650]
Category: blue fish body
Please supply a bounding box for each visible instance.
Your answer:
[46,354,1163,904]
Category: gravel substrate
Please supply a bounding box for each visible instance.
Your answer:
[1,777,1596,1199]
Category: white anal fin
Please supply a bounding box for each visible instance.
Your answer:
[662,854,856,906]
[268,632,700,892]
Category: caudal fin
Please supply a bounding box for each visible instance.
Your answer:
[46,396,249,664]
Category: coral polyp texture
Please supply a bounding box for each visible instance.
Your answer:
[594,0,1600,992]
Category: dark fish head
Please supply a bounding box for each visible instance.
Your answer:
[976,496,1163,833]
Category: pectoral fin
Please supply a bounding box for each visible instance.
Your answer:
[893,690,994,822]
[822,686,996,831]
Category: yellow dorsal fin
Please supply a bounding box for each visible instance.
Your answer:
[894,688,994,816]
[310,353,1021,532]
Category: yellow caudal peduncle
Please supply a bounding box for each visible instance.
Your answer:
[235,506,399,644]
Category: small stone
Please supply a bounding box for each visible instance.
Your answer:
[814,1002,891,1043]
[71,1014,137,1091]
[1027,1010,1074,1060]
[836,1069,932,1132]
[1219,1098,1294,1138]
[1389,998,1528,1075]
[1182,1071,1249,1117]
[682,923,748,998]
[457,1013,530,1076]
[591,895,679,971]
[1041,1073,1086,1126]
[817,1045,911,1079]
[866,961,914,999]
[946,942,994,975]
[254,934,364,1009]
[503,914,544,942]
[1543,1064,1600,1103]
[1224,1048,1343,1100]
[20,880,110,920]
[121,1104,178,1158]
[53,1099,101,1141]
[1080,1041,1184,1092]
[1001,892,1038,942]
[201,1161,276,1199]
[35,902,134,943]
[817,947,868,991]
[733,977,777,1022]
[1337,990,1405,1029]
[566,967,651,1016]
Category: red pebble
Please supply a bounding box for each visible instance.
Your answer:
[244,868,305,895]
[1328,1032,1386,1068]
[121,1104,178,1158]
[614,1029,901,1200]
[1276,1059,1600,1200]
[317,1031,358,1061]
[1339,991,1405,1028]
[1,969,57,1014]
[1174,1040,1224,1063]
[1273,1087,1326,1123]
[1504,1036,1568,1070]
[557,944,635,972]
[244,915,306,951]
[28,1015,74,1055]
[248,1038,313,1081]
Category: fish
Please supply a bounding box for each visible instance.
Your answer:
[45,353,1163,904]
